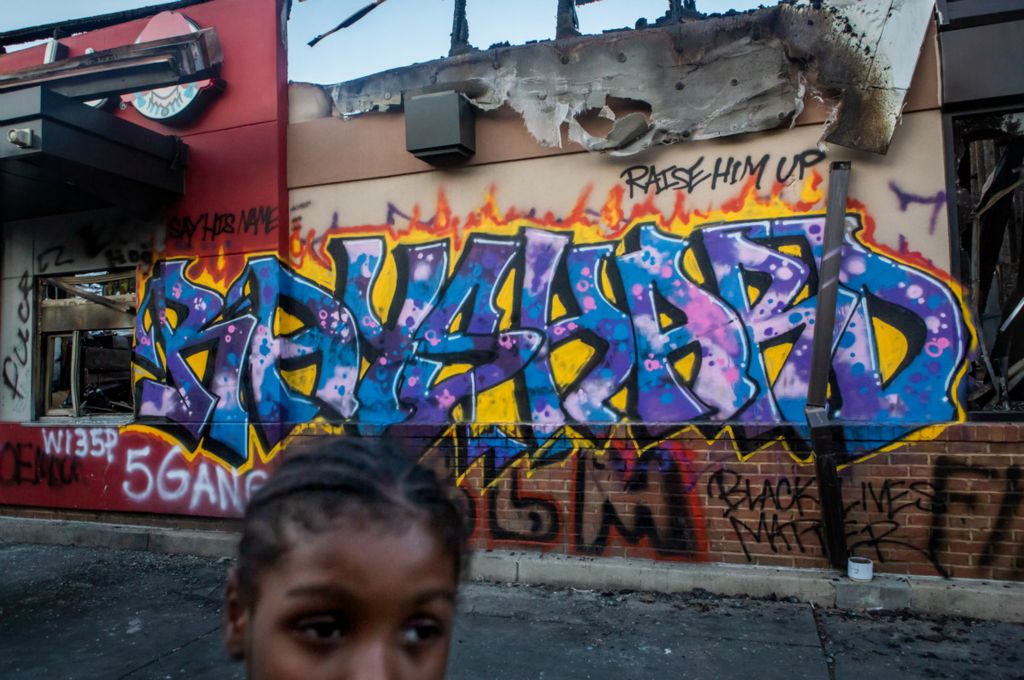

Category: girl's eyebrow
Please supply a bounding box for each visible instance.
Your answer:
[413,588,456,605]
[285,584,358,601]
[284,584,455,605]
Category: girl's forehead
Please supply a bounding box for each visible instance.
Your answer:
[280,502,426,544]
[249,521,457,618]
[277,517,456,585]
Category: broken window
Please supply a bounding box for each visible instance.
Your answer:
[951,109,1024,413]
[38,271,136,417]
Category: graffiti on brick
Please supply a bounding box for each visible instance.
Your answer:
[927,456,1023,578]
[422,428,707,560]
[704,458,1024,578]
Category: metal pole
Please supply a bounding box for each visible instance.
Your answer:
[804,160,851,570]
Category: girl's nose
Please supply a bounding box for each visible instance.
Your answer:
[344,639,392,680]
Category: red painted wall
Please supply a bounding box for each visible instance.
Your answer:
[0,0,289,259]
[0,0,288,515]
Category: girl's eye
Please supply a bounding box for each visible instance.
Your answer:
[294,615,347,642]
[400,617,444,646]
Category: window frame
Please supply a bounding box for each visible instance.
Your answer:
[35,269,137,420]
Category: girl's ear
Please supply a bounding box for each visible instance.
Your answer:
[224,566,249,661]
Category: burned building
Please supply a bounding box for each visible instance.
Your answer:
[0,0,1022,582]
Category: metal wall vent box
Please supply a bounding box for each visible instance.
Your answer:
[405,90,475,165]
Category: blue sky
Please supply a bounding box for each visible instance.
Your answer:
[3,0,765,83]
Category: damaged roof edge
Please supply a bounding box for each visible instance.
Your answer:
[318,0,936,156]
[0,0,218,48]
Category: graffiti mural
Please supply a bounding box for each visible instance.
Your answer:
[132,176,969,471]
[2,166,1004,575]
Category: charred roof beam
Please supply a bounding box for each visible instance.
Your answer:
[450,0,471,56]
[0,27,222,102]
[556,0,581,40]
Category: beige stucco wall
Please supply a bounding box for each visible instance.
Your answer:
[290,110,950,271]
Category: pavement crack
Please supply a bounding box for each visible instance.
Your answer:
[810,604,837,680]
[115,623,222,679]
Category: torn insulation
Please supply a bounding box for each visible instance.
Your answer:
[316,0,934,156]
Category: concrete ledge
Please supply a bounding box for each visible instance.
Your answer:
[146,528,239,558]
[470,551,1024,623]
[471,551,838,607]
[0,516,238,557]
[910,574,1024,621]
[3,516,1022,622]
[834,575,911,610]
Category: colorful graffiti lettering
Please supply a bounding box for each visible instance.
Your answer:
[131,180,969,471]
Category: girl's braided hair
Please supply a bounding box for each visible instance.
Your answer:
[236,436,468,602]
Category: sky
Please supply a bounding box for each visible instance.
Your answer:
[2,0,765,84]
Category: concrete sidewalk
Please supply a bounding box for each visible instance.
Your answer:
[4,516,1024,623]
[1,542,1022,680]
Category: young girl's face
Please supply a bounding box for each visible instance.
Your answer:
[225,517,458,680]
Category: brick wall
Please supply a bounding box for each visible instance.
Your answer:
[3,423,1020,581]
[408,423,1024,581]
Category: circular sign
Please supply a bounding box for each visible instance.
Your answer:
[121,12,217,122]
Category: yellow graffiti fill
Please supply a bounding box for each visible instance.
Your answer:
[435,363,472,385]
[143,309,153,334]
[184,347,210,383]
[762,341,794,387]
[872,315,909,386]
[682,248,704,285]
[496,272,516,331]
[164,306,179,331]
[477,379,520,422]
[550,293,568,321]
[448,311,464,334]
[608,385,629,413]
[673,348,698,385]
[132,364,157,383]
[600,260,619,304]
[550,338,596,393]
[800,174,823,204]
[274,307,306,336]
[281,363,318,397]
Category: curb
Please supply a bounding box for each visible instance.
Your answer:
[470,551,1024,623]
[3,516,1022,622]
[0,516,237,559]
